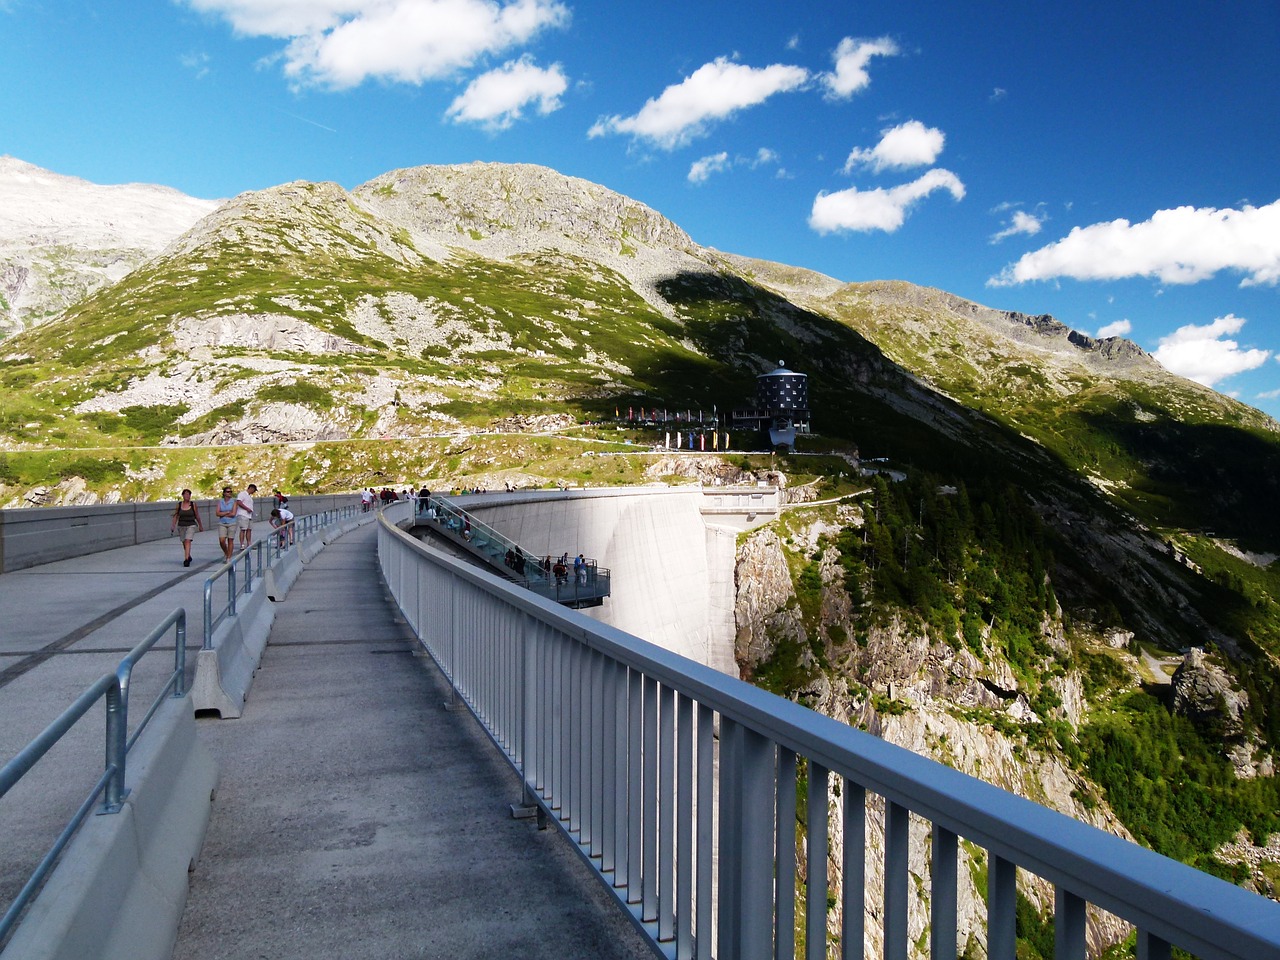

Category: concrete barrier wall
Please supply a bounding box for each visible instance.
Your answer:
[0,494,360,573]
[0,695,217,960]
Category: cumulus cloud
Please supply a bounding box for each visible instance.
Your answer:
[446,56,567,128]
[822,36,899,99]
[809,168,965,234]
[1151,315,1271,386]
[688,152,731,183]
[180,51,212,79]
[1096,319,1132,339]
[589,57,808,149]
[991,209,1045,243]
[688,147,781,183]
[183,0,570,89]
[843,120,944,174]
[1257,387,1280,400]
[989,199,1280,287]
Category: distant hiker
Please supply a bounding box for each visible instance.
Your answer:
[170,488,203,567]
[236,484,257,548]
[215,485,237,561]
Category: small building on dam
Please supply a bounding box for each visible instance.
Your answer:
[730,362,811,450]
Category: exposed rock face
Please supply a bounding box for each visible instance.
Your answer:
[1171,647,1249,738]
[733,528,803,671]
[0,156,219,336]
[643,456,777,487]
[733,515,1137,957]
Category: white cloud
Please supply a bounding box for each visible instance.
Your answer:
[589,57,808,149]
[989,199,1280,287]
[183,0,570,89]
[1257,387,1280,400]
[991,209,1045,243]
[809,168,965,234]
[687,147,781,183]
[1151,314,1271,386]
[180,51,212,79]
[822,36,898,99]
[446,56,567,128]
[843,120,944,174]
[1096,319,1132,339]
[688,152,731,184]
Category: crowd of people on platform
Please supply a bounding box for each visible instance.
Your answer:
[166,482,586,579]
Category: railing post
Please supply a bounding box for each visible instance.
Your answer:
[931,824,958,960]
[806,761,827,960]
[173,611,187,697]
[842,780,865,960]
[988,854,1017,960]
[738,727,776,959]
[102,682,127,813]
[884,801,910,960]
[203,580,214,650]
[1055,888,1086,960]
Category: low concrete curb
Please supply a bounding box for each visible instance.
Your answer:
[265,549,304,602]
[191,582,274,719]
[0,696,217,960]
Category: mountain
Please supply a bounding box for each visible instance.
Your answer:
[0,156,220,337]
[2,160,1277,586]
[3,161,1280,922]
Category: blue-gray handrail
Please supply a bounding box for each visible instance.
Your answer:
[203,505,359,645]
[0,607,188,945]
[202,540,263,647]
[377,508,1280,960]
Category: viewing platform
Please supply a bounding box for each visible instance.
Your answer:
[414,494,611,609]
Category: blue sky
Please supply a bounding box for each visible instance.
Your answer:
[4,0,1280,417]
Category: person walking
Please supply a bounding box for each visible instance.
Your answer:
[215,485,238,561]
[170,488,204,567]
[236,483,257,548]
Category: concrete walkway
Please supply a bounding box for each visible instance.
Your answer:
[1,523,243,915]
[171,522,653,960]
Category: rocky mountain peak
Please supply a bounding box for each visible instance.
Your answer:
[0,156,221,336]
[355,161,695,254]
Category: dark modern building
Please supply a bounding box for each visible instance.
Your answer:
[730,362,811,449]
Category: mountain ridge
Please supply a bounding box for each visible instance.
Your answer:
[4,159,1280,923]
[0,156,221,337]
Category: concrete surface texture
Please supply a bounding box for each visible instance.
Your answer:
[466,490,739,675]
[171,523,654,960]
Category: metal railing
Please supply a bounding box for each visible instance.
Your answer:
[0,608,189,945]
[417,495,611,607]
[203,506,359,645]
[377,512,1280,960]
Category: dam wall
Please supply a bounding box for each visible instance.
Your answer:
[461,488,740,676]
